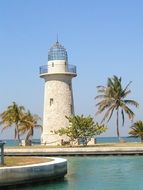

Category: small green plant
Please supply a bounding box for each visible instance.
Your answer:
[55,115,107,146]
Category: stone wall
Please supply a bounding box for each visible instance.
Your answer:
[0,157,67,187]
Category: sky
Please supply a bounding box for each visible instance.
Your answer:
[0,0,143,139]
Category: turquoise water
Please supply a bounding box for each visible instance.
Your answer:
[9,156,143,190]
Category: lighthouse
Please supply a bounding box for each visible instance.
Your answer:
[40,41,77,145]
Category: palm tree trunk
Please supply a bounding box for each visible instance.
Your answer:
[25,128,33,146]
[15,124,21,143]
[141,136,143,143]
[116,108,120,141]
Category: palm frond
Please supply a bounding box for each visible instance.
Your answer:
[121,104,135,120]
[121,109,125,126]
[124,100,139,108]
[121,81,132,96]
[121,90,131,98]
[101,106,115,123]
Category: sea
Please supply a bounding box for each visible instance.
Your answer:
[2,136,141,146]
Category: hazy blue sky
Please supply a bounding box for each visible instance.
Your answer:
[0,0,143,139]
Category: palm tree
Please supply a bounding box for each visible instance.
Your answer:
[18,111,41,145]
[0,102,25,142]
[129,121,143,143]
[95,75,139,140]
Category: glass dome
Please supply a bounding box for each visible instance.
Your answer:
[48,41,68,62]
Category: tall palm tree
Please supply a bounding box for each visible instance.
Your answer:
[18,111,41,145]
[0,102,25,142]
[129,121,143,143]
[95,75,139,140]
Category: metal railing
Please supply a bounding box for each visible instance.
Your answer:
[39,64,76,75]
[39,65,48,74]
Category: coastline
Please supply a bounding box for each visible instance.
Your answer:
[3,137,141,147]
[4,143,143,156]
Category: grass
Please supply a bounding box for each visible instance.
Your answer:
[0,156,53,167]
[89,142,143,147]
[5,142,143,149]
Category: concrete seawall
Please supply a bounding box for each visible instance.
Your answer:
[0,157,67,187]
[4,146,143,156]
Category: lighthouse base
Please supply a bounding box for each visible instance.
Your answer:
[41,133,69,146]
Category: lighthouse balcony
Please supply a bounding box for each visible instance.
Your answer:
[39,64,77,76]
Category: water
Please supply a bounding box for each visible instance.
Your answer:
[2,137,142,189]
[96,136,140,143]
[7,156,143,190]
[3,139,41,146]
[3,136,141,146]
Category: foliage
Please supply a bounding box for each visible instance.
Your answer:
[0,102,25,142]
[55,115,107,146]
[0,102,41,145]
[129,121,143,142]
[18,111,41,145]
[95,75,139,140]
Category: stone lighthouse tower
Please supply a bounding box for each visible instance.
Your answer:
[40,41,77,145]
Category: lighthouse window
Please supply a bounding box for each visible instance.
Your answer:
[52,62,54,67]
[50,98,53,106]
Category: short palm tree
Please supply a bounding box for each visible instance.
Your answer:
[18,111,41,145]
[0,102,25,142]
[129,121,143,143]
[95,75,139,140]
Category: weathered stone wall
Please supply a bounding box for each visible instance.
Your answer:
[41,74,74,145]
